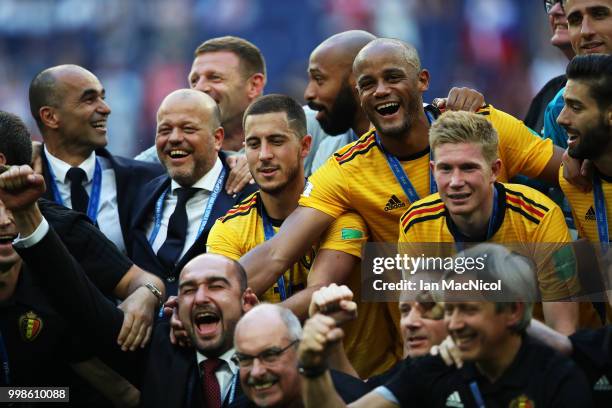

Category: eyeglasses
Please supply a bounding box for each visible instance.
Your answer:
[234,340,299,368]
[544,0,563,14]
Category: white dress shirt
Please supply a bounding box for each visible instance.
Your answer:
[45,146,126,253]
[146,157,223,260]
[196,347,239,405]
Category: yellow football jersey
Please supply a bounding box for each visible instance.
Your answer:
[559,165,612,243]
[207,191,400,377]
[559,165,612,324]
[300,104,553,244]
[398,183,579,301]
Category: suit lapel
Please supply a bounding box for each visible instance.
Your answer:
[41,148,56,202]
[175,165,232,272]
[132,176,171,272]
[166,349,200,408]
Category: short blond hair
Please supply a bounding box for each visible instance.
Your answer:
[429,111,499,164]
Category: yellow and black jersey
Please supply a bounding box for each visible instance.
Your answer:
[559,166,612,324]
[398,183,579,301]
[559,165,612,244]
[208,192,365,302]
[207,192,401,377]
[300,104,554,244]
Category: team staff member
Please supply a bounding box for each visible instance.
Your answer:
[135,36,263,194]
[0,161,258,407]
[208,95,396,378]
[526,320,612,407]
[399,111,581,333]
[29,64,163,254]
[129,90,257,295]
[298,244,593,408]
[231,304,368,408]
[0,110,164,351]
[239,38,563,334]
[304,283,447,386]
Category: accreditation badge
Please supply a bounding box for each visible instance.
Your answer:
[18,311,43,342]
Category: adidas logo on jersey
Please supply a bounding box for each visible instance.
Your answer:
[445,391,464,408]
[585,206,596,221]
[384,195,406,212]
[594,375,612,391]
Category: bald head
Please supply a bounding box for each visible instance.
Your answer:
[354,38,421,74]
[157,89,221,130]
[312,30,376,70]
[29,64,100,130]
[235,304,302,341]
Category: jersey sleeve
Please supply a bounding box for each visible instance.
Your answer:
[487,105,554,180]
[319,212,368,258]
[299,155,352,219]
[206,218,243,261]
[534,204,581,300]
[543,88,569,149]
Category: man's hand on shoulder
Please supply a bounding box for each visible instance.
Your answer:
[225,154,255,195]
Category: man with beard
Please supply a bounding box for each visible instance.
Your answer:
[129,89,257,295]
[558,55,612,273]
[304,31,375,173]
[207,95,396,378]
[231,304,368,408]
[543,0,612,148]
[239,38,564,333]
[0,159,258,407]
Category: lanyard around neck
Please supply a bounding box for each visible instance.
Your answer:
[148,167,227,245]
[260,198,290,301]
[593,173,609,252]
[375,110,437,204]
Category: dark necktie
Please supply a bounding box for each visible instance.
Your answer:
[157,187,199,270]
[66,167,89,214]
[201,357,223,408]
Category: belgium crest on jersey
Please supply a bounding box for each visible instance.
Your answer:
[18,311,43,342]
[508,394,534,408]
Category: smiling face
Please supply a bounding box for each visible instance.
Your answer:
[565,0,612,54]
[548,1,573,51]
[354,41,428,139]
[155,90,223,187]
[399,301,447,358]
[235,308,301,408]
[244,112,309,195]
[51,67,110,152]
[444,302,519,364]
[177,254,249,356]
[432,142,499,217]
[188,51,254,127]
[558,79,612,159]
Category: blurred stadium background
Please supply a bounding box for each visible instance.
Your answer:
[0,0,567,157]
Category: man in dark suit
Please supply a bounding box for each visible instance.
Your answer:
[129,89,257,295]
[0,163,257,407]
[28,64,164,254]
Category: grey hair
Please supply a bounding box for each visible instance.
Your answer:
[444,243,536,333]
